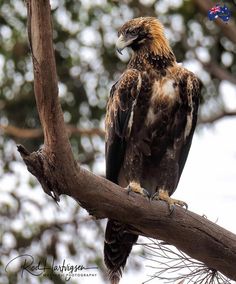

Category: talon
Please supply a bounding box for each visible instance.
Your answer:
[141,188,150,198]
[127,185,132,195]
[169,203,175,214]
[126,181,150,199]
[182,202,188,211]
[151,191,159,200]
[152,189,188,213]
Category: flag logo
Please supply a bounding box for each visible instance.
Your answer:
[208,4,231,22]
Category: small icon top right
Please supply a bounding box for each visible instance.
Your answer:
[208,4,231,22]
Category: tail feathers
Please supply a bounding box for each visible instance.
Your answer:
[108,269,121,284]
[104,220,138,284]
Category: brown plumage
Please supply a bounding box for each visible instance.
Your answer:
[104,17,202,283]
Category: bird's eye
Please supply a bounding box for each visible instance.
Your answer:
[130,29,137,35]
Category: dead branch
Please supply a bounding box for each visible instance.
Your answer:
[140,239,232,284]
[18,1,236,282]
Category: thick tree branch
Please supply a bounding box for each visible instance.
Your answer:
[26,0,73,154]
[19,0,236,282]
[24,0,80,201]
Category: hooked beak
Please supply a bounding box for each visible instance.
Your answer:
[116,34,138,55]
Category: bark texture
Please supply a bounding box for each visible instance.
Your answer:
[19,1,236,281]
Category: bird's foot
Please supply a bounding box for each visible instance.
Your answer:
[152,189,188,213]
[126,181,150,198]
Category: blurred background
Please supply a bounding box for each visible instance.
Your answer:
[0,0,236,283]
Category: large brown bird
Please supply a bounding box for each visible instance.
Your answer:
[104,17,201,284]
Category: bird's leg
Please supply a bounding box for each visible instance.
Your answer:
[152,189,188,213]
[126,181,150,198]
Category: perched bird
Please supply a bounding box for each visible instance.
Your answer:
[104,17,201,284]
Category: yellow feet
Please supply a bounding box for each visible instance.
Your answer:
[126,181,150,198]
[152,189,188,213]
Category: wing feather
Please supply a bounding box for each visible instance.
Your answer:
[105,69,141,183]
[178,73,201,180]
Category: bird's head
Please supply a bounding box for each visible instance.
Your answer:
[116,17,171,56]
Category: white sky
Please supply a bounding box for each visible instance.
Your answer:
[179,118,236,233]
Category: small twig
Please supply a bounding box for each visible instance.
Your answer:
[0,124,105,139]
[202,61,236,85]
[140,239,233,284]
[198,110,236,124]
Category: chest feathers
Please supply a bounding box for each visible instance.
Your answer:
[146,77,180,126]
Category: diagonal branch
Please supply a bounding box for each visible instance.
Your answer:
[19,1,236,282]
[18,144,236,281]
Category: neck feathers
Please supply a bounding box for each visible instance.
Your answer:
[149,23,173,57]
[129,20,176,70]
